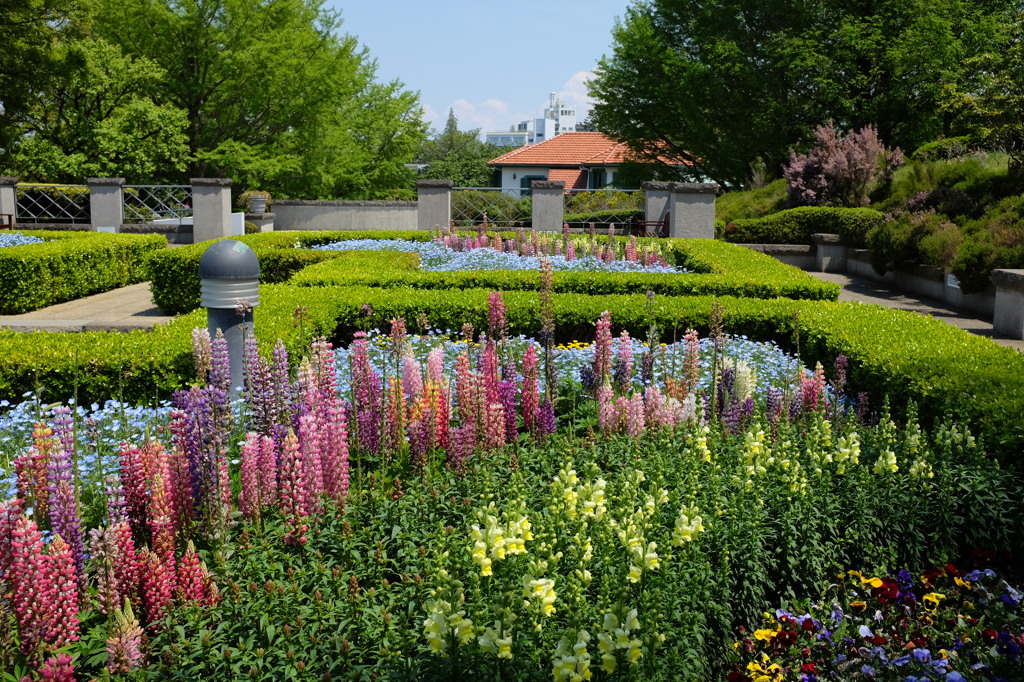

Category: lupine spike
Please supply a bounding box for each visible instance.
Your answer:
[106,599,144,674]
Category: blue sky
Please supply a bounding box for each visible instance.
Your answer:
[327,1,631,136]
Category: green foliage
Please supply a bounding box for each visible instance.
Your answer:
[8,38,191,183]
[0,231,166,313]
[139,422,1022,679]
[146,231,433,314]
[563,189,645,224]
[718,207,884,246]
[588,0,1017,188]
[416,109,510,187]
[951,194,1024,293]
[715,179,787,223]
[84,0,427,197]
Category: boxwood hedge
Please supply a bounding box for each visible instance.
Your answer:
[0,231,167,314]
[717,206,884,246]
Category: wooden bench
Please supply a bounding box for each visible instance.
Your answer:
[626,213,669,238]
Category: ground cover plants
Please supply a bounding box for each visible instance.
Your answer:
[1,291,1021,680]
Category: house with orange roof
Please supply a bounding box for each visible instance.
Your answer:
[487,131,688,195]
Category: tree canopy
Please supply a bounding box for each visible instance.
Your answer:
[415,110,509,188]
[1,0,427,198]
[588,0,1018,188]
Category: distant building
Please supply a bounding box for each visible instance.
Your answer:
[486,93,578,147]
[487,132,691,195]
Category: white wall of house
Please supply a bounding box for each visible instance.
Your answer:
[496,166,548,194]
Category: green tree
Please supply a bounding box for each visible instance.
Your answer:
[588,0,1016,188]
[416,109,508,187]
[944,10,1024,187]
[0,0,82,159]
[86,0,426,198]
[9,38,191,182]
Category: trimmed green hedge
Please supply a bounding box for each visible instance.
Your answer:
[147,231,432,314]
[0,231,167,314]
[153,233,840,313]
[718,207,884,246]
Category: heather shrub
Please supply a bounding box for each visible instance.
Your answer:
[783,122,904,208]
[866,210,954,274]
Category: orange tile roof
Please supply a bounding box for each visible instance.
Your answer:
[547,168,588,189]
[488,132,687,167]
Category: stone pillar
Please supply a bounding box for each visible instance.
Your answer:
[417,179,452,230]
[668,182,719,239]
[642,181,671,223]
[812,233,847,273]
[88,178,125,232]
[531,180,565,232]
[0,177,17,227]
[992,269,1024,339]
[246,212,275,233]
[191,178,233,243]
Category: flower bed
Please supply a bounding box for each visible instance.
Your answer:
[1,304,1021,679]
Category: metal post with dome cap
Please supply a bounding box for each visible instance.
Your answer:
[199,239,260,396]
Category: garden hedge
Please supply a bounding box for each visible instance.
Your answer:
[151,233,840,314]
[717,206,884,246]
[0,230,166,314]
[146,231,433,314]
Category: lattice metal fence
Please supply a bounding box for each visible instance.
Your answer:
[124,185,192,223]
[563,189,644,230]
[451,188,532,228]
[15,184,90,224]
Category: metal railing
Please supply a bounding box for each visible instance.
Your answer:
[15,184,90,224]
[563,189,644,230]
[452,187,532,228]
[124,185,192,223]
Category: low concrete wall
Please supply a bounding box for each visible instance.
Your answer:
[739,243,815,270]
[846,249,995,319]
[273,200,417,231]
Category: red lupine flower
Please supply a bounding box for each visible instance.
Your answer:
[176,540,205,604]
[38,653,74,681]
[138,546,175,626]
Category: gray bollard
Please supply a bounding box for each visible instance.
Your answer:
[198,240,260,396]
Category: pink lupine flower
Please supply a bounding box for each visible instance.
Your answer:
[148,445,176,564]
[384,376,405,460]
[258,434,279,505]
[454,351,475,426]
[15,425,53,522]
[176,540,205,604]
[298,412,325,514]
[800,362,827,412]
[625,392,646,438]
[485,402,506,450]
[112,520,140,611]
[645,385,673,430]
[278,430,309,546]
[487,291,508,342]
[403,351,424,400]
[597,382,619,435]
[682,328,700,395]
[0,498,22,579]
[426,345,445,386]
[88,525,122,616]
[567,239,577,260]
[11,515,48,655]
[106,599,144,674]
[118,442,149,540]
[166,445,194,532]
[38,653,74,682]
[239,432,262,521]
[138,546,174,627]
[43,534,80,647]
[594,311,613,382]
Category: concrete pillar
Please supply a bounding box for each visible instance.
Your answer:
[812,233,847,273]
[992,269,1024,339]
[191,178,233,243]
[642,181,671,223]
[531,180,565,232]
[88,178,125,232]
[417,179,452,230]
[668,182,719,239]
[0,177,17,227]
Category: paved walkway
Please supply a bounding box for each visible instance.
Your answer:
[0,282,173,332]
[0,273,1021,352]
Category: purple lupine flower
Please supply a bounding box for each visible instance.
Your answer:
[499,379,517,443]
[766,387,783,427]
